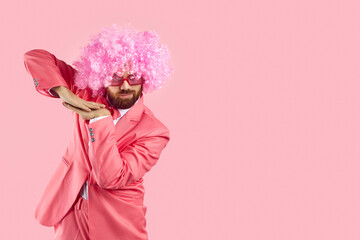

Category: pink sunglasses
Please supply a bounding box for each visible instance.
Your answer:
[109,74,145,86]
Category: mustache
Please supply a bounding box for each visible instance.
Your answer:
[118,90,134,94]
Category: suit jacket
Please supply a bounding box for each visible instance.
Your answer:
[23,49,170,240]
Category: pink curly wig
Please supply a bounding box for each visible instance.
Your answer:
[72,23,174,97]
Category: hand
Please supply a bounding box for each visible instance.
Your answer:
[52,86,106,112]
[62,102,111,120]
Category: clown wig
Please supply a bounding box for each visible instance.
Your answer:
[72,23,174,97]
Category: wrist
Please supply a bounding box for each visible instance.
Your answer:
[94,109,111,118]
[52,86,68,97]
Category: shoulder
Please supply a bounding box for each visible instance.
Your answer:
[137,105,170,139]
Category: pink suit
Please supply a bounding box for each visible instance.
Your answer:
[23,49,170,239]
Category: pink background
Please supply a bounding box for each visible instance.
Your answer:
[1,0,360,239]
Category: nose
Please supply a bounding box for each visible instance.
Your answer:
[120,79,131,90]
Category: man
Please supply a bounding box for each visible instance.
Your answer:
[23,24,173,240]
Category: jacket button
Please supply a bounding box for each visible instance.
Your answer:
[90,132,94,136]
[91,137,95,142]
[89,128,93,132]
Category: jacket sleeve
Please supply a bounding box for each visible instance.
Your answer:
[85,116,170,189]
[23,49,77,98]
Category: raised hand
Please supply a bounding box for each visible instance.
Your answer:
[52,86,106,112]
[62,102,111,120]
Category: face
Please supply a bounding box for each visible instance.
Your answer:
[106,71,143,109]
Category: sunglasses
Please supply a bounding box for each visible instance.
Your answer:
[109,74,145,86]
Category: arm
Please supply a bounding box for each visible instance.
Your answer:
[24,49,106,111]
[85,117,170,189]
[23,49,76,98]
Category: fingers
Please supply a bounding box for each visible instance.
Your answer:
[63,102,92,120]
[73,103,92,112]
[63,102,102,121]
[85,101,106,110]
[62,102,82,114]
[63,98,92,112]
[76,99,106,111]
[82,104,92,112]
[69,100,104,112]
[62,92,106,112]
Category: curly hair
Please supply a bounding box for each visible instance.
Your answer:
[72,23,174,97]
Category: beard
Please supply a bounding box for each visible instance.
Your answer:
[106,85,143,109]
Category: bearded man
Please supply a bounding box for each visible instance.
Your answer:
[23,24,173,240]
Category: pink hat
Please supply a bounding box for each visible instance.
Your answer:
[72,23,174,97]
